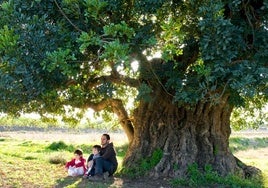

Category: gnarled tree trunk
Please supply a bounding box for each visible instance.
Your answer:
[123,88,259,178]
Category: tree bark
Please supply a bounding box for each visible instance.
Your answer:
[123,89,257,178]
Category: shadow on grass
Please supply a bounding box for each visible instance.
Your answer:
[229,137,268,153]
[54,176,132,188]
[54,175,171,188]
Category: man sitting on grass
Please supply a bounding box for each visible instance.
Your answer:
[88,133,118,181]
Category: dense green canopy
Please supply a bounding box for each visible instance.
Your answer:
[0,0,267,125]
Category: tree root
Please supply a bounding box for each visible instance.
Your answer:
[234,156,261,178]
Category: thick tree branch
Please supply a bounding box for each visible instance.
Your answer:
[84,98,134,142]
[85,74,139,89]
[65,73,139,89]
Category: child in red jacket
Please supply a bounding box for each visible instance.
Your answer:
[65,149,86,176]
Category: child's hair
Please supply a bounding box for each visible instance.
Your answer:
[93,145,102,152]
[74,149,83,156]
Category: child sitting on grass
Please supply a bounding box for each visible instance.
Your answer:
[65,149,86,176]
[84,145,102,177]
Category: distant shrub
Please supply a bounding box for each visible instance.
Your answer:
[78,144,92,154]
[49,154,67,165]
[24,156,37,160]
[116,144,128,158]
[47,141,74,152]
[0,114,121,130]
[229,137,268,153]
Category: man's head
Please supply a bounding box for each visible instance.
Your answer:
[101,133,110,147]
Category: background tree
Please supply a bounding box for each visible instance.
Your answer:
[0,0,267,178]
[231,99,268,131]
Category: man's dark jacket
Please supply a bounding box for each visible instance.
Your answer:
[100,142,118,167]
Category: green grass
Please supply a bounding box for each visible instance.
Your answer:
[120,148,163,177]
[0,135,267,187]
[170,137,268,188]
[171,163,264,188]
[230,137,268,187]
[0,138,126,187]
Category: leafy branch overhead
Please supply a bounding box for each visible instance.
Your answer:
[0,0,267,129]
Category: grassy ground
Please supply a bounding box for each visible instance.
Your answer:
[0,129,267,188]
[229,135,268,186]
[0,130,128,188]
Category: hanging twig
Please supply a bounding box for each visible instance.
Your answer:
[148,60,174,97]
[54,0,84,32]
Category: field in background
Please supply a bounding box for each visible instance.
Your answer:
[0,127,128,145]
[230,130,268,187]
[0,127,268,187]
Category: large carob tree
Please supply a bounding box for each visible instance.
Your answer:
[0,0,267,178]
